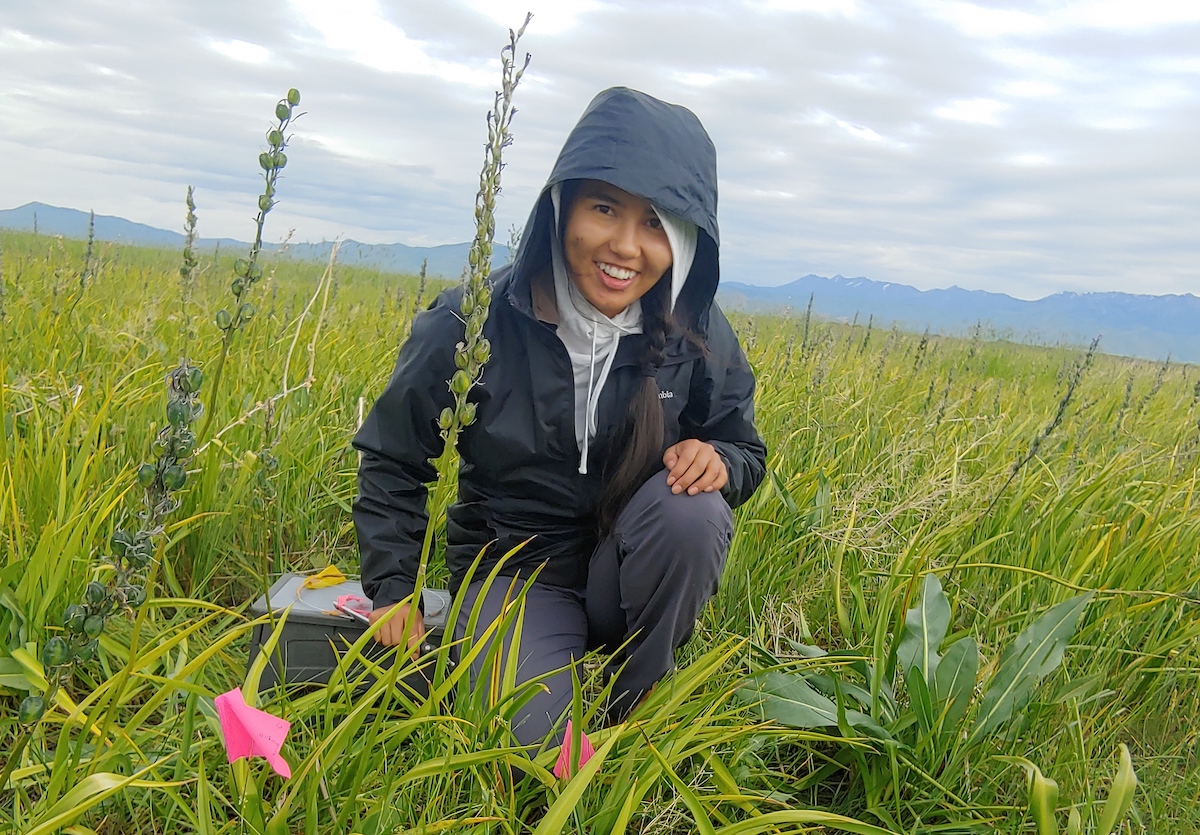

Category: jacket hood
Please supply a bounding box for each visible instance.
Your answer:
[506,87,720,327]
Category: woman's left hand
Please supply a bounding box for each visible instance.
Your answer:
[663,439,728,496]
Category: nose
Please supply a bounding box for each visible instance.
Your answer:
[609,217,641,259]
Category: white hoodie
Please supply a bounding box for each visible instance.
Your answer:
[549,183,698,474]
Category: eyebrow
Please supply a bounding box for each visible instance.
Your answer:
[583,187,658,218]
[583,187,626,207]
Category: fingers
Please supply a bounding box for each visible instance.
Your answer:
[664,442,697,488]
[369,602,426,659]
[664,440,728,495]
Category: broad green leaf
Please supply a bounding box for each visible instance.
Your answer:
[970,593,1092,744]
[26,772,185,835]
[740,671,891,741]
[905,664,935,736]
[932,636,977,734]
[896,573,950,689]
[1095,744,1137,835]
[1030,768,1060,835]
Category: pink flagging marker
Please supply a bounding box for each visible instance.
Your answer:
[554,719,596,779]
[214,687,292,778]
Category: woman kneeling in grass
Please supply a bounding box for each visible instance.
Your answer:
[353,86,766,747]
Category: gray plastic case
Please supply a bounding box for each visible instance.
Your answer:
[246,573,451,690]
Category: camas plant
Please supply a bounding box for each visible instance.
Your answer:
[436,17,530,447]
[4,361,203,785]
[198,88,302,441]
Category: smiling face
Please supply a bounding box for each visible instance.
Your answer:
[562,180,673,319]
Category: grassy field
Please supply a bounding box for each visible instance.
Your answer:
[1,226,1196,833]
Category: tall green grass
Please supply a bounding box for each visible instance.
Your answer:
[2,226,1195,831]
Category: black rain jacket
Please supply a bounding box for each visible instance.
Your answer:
[354,87,767,608]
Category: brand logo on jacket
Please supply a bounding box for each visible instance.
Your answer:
[659,390,674,399]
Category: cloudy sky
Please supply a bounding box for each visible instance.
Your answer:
[2,0,1198,299]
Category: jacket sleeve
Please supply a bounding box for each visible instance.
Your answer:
[352,293,462,609]
[682,304,767,509]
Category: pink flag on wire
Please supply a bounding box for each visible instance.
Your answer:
[554,719,596,779]
[214,687,292,778]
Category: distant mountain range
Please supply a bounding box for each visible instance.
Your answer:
[0,202,509,279]
[2,202,1195,363]
[719,276,1200,364]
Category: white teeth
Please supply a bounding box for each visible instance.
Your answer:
[598,262,636,281]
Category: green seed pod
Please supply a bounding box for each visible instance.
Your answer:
[152,433,170,456]
[258,194,273,212]
[260,451,278,471]
[174,429,196,458]
[276,102,291,121]
[42,635,72,667]
[234,258,250,277]
[472,338,491,365]
[62,604,87,634]
[85,581,107,606]
[450,370,472,396]
[239,303,256,321]
[460,402,477,427]
[162,465,187,491]
[123,585,147,609]
[185,366,203,393]
[267,128,284,147]
[454,349,469,370]
[75,639,98,662]
[111,529,134,555]
[477,284,493,307]
[287,88,301,106]
[127,545,152,569]
[273,152,287,170]
[259,152,272,171]
[18,695,45,725]
[247,261,263,280]
[231,277,245,297]
[137,462,157,487]
[83,614,106,639]
[438,407,455,431]
[216,309,233,330]
[167,398,190,426]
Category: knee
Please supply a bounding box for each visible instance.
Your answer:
[617,470,732,573]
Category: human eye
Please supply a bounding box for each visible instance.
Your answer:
[645,215,663,230]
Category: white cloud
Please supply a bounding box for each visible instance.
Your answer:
[673,68,764,87]
[1,28,54,49]
[935,98,1008,124]
[1008,152,1053,166]
[459,0,601,35]
[207,38,270,64]
[924,2,1047,37]
[925,0,1200,37]
[289,0,491,85]
[751,0,863,16]
[1088,116,1148,130]
[1000,79,1059,98]
[1063,0,1200,31]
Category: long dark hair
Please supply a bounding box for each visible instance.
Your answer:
[595,277,673,535]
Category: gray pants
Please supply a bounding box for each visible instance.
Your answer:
[453,469,733,747]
